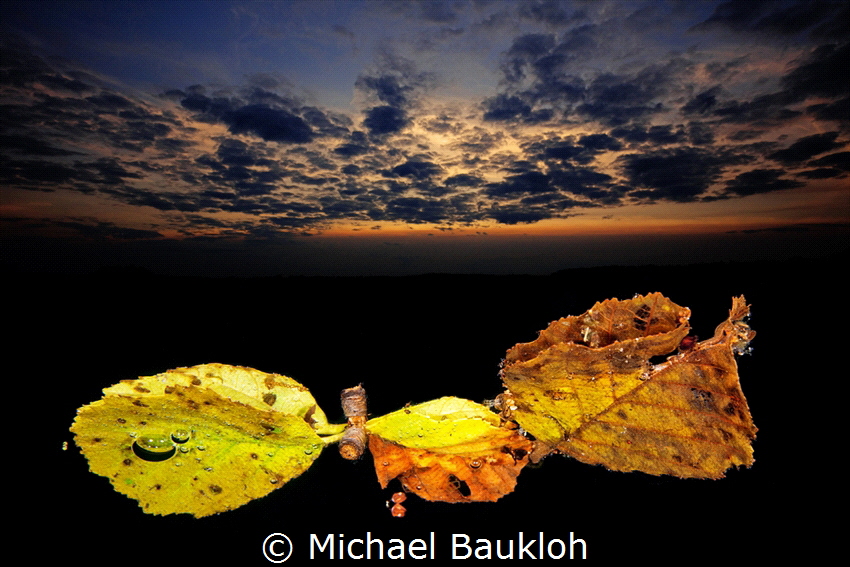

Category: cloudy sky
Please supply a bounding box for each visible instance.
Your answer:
[2,0,848,275]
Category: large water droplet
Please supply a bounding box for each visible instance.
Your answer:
[171,429,191,443]
[132,434,176,462]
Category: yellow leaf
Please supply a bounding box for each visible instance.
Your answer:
[501,294,756,479]
[70,364,326,517]
[366,397,532,502]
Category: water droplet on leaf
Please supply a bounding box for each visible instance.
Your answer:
[132,434,176,462]
[171,429,191,443]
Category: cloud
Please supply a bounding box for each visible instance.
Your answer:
[2,7,843,244]
[782,42,850,100]
[767,132,845,164]
[722,168,805,197]
[702,42,850,127]
[0,134,82,157]
[619,147,747,202]
[485,170,551,198]
[362,105,408,135]
[386,160,443,180]
[691,1,849,39]
[809,151,850,171]
[486,205,551,225]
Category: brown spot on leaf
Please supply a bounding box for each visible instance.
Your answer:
[134,385,150,393]
[209,484,222,494]
[191,377,202,386]
[123,459,132,466]
[690,388,715,411]
[263,392,277,406]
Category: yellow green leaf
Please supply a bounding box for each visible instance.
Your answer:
[366,397,504,450]
[70,364,326,517]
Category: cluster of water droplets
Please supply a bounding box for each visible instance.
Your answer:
[131,429,195,463]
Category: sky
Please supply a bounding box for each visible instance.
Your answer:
[2,0,848,276]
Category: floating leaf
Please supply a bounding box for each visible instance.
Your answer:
[501,294,756,479]
[70,364,327,517]
[366,397,533,502]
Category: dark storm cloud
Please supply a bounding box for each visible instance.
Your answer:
[444,174,484,187]
[782,42,850,100]
[703,42,849,127]
[355,54,433,137]
[481,30,592,124]
[85,92,135,111]
[809,151,850,171]
[692,0,849,40]
[177,85,340,143]
[334,131,370,158]
[0,157,79,189]
[222,104,314,143]
[548,166,614,195]
[531,133,623,166]
[1,154,143,191]
[619,147,748,202]
[482,94,533,122]
[356,75,414,108]
[610,125,689,146]
[501,33,557,83]
[385,159,444,180]
[767,132,845,164]
[721,168,805,197]
[0,39,90,92]
[485,171,551,198]
[577,61,684,126]
[807,96,850,125]
[486,205,551,225]
[0,134,81,156]
[362,105,408,135]
[683,87,722,115]
[796,167,844,179]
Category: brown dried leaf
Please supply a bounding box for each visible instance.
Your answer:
[366,397,533,502]
[501,294,756,479]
